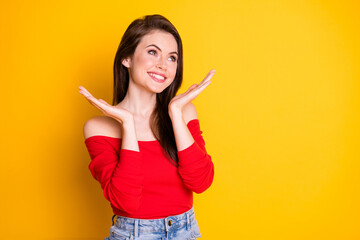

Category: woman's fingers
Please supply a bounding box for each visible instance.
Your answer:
[188,80,211,100]
[198,69,215,87]
[204,69,216,80]
[79,86,134,124]
[79,88,97,103]
[187,70,214,95]
[197,69,215,86]
[87,98,107,113]
[174,69,215,104]
[184,84,198,94]
[98,99,110,106]
[79,86,109,113]
[184,70,214,98]
[78,86,93,97]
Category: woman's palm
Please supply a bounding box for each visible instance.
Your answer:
[78,86,133,123]
[169,69,215,111]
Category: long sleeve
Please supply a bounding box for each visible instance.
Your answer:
[84,136,143,214]
[177,119,214,193]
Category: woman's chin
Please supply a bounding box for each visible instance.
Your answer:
[149,83,172,94]
[154,88,167,94]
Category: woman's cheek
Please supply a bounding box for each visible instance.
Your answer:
[142,55,156,67]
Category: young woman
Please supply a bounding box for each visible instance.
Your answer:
[79,14,215,240]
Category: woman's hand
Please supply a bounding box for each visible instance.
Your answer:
[168,69,215,117]
[78,86,134,125]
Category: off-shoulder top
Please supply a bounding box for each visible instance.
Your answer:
[84,119,214,219]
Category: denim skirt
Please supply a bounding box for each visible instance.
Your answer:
[105,207,201,240]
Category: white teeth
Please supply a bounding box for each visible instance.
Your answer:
[149,73,165,80]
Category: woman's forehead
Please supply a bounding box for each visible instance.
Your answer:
[138,30,178,52]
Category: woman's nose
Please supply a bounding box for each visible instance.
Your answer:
[156,56,167,70]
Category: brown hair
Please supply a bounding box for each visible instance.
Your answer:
[113,14,183,166]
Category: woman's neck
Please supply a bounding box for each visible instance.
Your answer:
[118,82,157,118]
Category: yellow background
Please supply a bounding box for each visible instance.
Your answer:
[1,0,359,239]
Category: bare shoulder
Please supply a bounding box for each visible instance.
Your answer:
[83,116,122,140]
[183,102,199,125]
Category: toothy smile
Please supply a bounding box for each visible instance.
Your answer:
[148,72,166,83]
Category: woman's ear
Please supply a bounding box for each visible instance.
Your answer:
[122,57,131,68]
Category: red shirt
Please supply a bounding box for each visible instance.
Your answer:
[84,119,214,219]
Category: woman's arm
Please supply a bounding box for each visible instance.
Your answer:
[84,130,143,214]
[169,103,214,193]
[168,70,215,150]
[79,86,139,151]
[169,102,197,151]
[177,120,214,193]
[168,70,215,193]
[80,87,143,213]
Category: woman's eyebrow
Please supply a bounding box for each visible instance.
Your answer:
[146,44,178,55]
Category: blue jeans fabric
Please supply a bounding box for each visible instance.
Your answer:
[105,207,201,240]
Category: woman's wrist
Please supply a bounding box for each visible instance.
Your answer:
[116,111,134,127]
[168,106,183,120]
[120,116,139,151]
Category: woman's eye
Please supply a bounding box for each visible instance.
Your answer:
[148,50,176,62]
[148,50,156,55]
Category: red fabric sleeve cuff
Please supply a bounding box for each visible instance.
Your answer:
[115,149,143,174]
[177,141,206,165]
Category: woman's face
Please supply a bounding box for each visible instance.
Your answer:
[122,30,178,93]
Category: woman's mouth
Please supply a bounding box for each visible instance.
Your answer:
[148,72,166,83]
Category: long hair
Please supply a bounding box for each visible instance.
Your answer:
[113,14,183,166]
